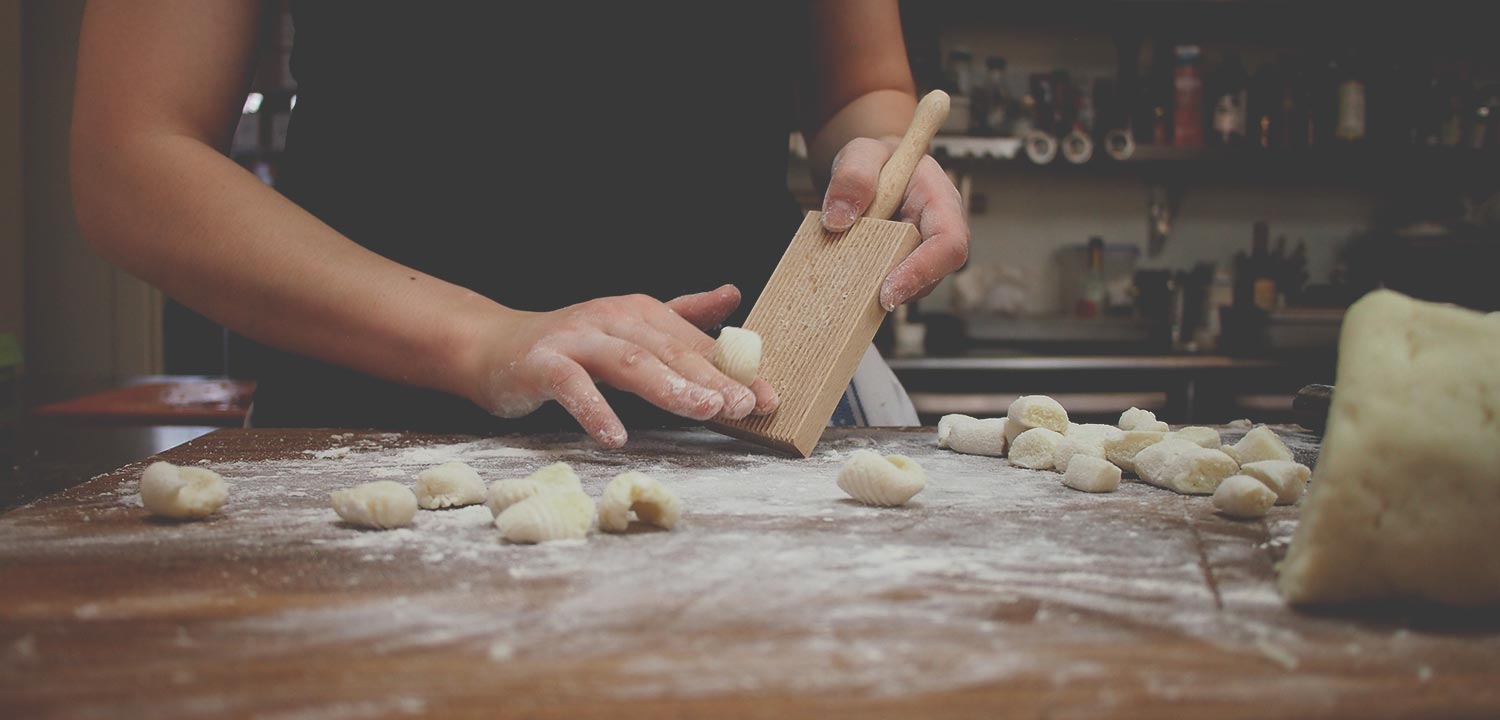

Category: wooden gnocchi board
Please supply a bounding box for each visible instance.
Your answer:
[1,427,1497,719]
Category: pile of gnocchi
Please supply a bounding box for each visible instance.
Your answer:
[935,396,1312,520]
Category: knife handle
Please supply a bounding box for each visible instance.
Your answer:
[866,90,950,221]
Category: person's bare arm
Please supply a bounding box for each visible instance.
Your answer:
[72,0,774,446]
[802,0,969,310]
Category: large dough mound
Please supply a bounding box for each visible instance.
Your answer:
[1280,290,1500,606]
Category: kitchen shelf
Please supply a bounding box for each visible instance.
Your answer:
[929,139,1500,186]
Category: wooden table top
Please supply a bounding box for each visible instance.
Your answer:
[1,427,1496,719]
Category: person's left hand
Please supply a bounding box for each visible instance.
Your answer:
[819,137,970,311]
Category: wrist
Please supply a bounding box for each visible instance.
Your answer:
[443,294,530,409]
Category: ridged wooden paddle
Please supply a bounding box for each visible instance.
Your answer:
[709,90,950,457]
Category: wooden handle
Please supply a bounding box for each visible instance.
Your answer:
[865,90,950,220]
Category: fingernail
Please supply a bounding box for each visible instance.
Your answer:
[600,426,628,449]
[726,389,755,419]
[879,282,901,312]
[755,388,780,415]
[823,200,857,231]
[693,389,725,418]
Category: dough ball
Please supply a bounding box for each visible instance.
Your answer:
[598,471,682,532]
[1004,395,1070,445]
[1067,423,1123,440]
[1118,406,1159,431]
[712,326,762,385]
[139,461,228,520]
[1009,427,1064,470]
[1062,455,1122,493]
[1134,439,1239,495]
[330,480,418,530]
[485,462,582,517]
[945,417,1008,457]
[837,449,927,507]
[414,461,486,509]
[494,489,596,543]
[1222,425,1293,465]
[1171,426,1222,449]
[1053,432,1107,473]
[1212,474,1278,518]
[1102,430,1169,475]
[936,413,976,449]
[1239,460,1311,506]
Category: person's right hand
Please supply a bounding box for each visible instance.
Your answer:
[462,285,778,448]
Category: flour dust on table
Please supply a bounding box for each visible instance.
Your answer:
[8,426,1498,715]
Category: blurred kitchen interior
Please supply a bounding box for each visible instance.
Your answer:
[3,0,1499,450]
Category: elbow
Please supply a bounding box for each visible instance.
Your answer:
[69,121,128,266]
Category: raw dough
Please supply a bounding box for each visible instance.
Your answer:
[1239,460,1310,505]
[1221,425,1294,465]
[1062,455,1122,493]
[1280,290,1500,606]
[936,413,976,449]
[1068,423,1122,440]
[1009,427,1064,470]
[139,461,228,520]
[485,462,582,517]
[1118,407,1159,431]
[598,471,682,532]
[330,480,418,530]
[1212,474,1278,518]
[1134,438,1239,495]
[1004,395,1070,445]
[494,489,596,543]
[1102,430,1169,475]
[945,417,1008,457]
[1052,432,1107,473]
[712,326,762,385]
[414,461,486,509]
[837,450,927,507]
[1172,426,1222,449]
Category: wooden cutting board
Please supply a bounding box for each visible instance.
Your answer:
[1,427,1496,719]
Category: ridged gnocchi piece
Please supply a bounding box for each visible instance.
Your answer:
[597,471,682,533]
[494,489,596,543]
[945,417,1008,457]
[712,326,762,385]
[936,413,976,449]
[485,462,582,517]
[836,450,927,507]
[330,480,418,530]
[414,461,486,509]
[140,461,229,520]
